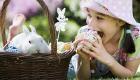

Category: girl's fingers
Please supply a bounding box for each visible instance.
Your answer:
[95,34,102,44]
[76,43,84,50]
[81,47,96,58]
[73,34,85,48]
[92,41,99,48]
[76,46,91,60]
[73,38,89,48]
[82,41,96,51]
[73,39,83,48]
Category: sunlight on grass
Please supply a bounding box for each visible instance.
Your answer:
[136,64,140,73]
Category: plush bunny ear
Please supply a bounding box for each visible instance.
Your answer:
[22,25,30,34]
[57,8,61,15]
[29,24,36,33]
[62,8,66,14]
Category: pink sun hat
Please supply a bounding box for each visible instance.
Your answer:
[80,0,140,27]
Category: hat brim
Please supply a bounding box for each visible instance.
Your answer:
[80,0,140,27]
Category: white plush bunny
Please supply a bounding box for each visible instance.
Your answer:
[55,8,68,32]
[4,24,50,55]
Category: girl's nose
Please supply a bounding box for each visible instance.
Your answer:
[86,17,98,29]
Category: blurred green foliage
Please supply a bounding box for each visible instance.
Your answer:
[133,0,140,22]
[25,13,50,42]
[25,12,80,42]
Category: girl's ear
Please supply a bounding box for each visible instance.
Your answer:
[117,20,126,27]
[29,24,36,33]
[57,8,61,15]
[22,25,30,34]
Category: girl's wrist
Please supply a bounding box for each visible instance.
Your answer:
[79,55,90,61]
[103,52,117,67]
[106,57,117,68]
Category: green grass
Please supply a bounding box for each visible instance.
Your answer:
[97,65,140,79]
[68,65,140,80]
[93,73,140,80]
[69,73,140,80]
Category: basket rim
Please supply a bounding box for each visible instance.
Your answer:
[0,47,75,59]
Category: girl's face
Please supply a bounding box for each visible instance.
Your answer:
[85,8,125,43]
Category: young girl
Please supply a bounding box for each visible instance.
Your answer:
[68,0,140,79]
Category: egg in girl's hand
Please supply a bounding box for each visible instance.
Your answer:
[74,26,99,49]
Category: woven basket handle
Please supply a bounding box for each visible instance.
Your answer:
[0,0,10,46]
[0,0,57,55]
[37,0,57,55]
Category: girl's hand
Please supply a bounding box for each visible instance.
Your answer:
[73,31,97,60]
[81,34,115,65]
[73,33,92,60]
[73,33,85,48]
[76,41,91,60]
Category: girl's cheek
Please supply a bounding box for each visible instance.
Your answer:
[86,17,89,24]
[86,16,92,24]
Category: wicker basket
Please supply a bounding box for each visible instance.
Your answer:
[0,0,75,80]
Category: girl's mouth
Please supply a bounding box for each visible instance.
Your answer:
[97,31,104,38]
[91,29,104,38]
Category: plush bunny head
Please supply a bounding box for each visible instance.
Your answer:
[56,8,68,22]
[6,25,50,54]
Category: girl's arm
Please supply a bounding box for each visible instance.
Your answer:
[106,37,140,77]
[75,43,91,80]
[80,34,140,78]
[108,58,140,78]
[76,55,91,80]
[82,46,140,78]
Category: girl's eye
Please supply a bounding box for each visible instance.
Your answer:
[29,41,31,44]
[87,14,92,18]
[96,16,103,20]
